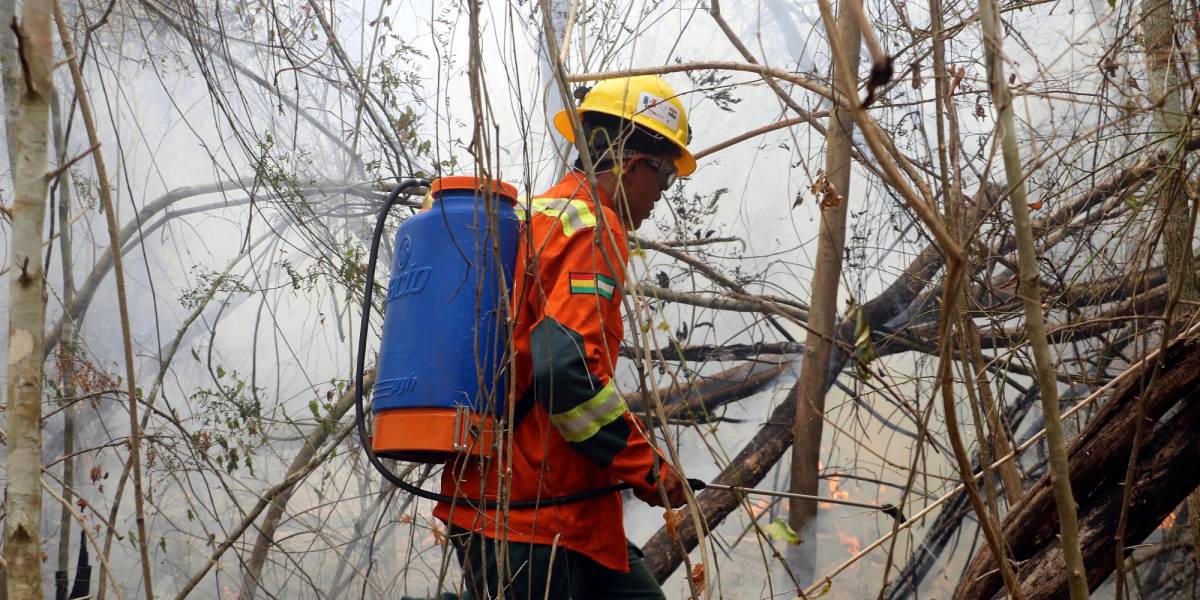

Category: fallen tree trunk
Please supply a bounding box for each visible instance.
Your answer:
[1013,397,1200,599]
[954,336,1200,600]
[643,377,815,581]
[625,360,789,423]
[644,239,947,582]
[640,164,1166,582]
[627,341,804,362]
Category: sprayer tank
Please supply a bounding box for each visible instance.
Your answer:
[371,176,519,462]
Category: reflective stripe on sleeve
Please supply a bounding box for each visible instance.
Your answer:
[549,381,626,443]
[526,197,597,236]
[516,195,531,221]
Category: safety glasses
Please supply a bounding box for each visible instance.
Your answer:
[631,155,679,192]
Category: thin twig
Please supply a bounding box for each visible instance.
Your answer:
[53,4,155,597]
[43,141,96,181]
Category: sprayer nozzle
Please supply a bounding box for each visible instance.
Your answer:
[880,503,906,524]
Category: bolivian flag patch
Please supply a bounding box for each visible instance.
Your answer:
[569,272,616,300]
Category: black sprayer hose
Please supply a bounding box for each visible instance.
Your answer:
[354,179,629,508]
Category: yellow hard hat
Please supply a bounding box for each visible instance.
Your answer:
[553,75,696,177]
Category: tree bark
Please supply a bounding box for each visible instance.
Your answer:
[1139,0,1200,580]
[1016,399,1200,599]
[979,0,1088,593]
[788,0,861,578]
[955,337,1200,600]
[50,88,81,593]
[3,3,54,599]
[0,0,20,176]
[1141,0,1196,308]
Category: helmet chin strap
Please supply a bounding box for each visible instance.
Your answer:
[610,171,654,231]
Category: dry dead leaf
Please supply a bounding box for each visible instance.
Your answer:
[664,509,685,544]
[431,526,448,547]
[690,563,707,594]
[949,65,966,94]
[809,172,844,210]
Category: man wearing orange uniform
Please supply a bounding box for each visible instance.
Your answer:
[432,76,698,599]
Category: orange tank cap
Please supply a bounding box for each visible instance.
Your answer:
[430,176,519,204]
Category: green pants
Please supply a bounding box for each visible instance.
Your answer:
[448,527,666,600]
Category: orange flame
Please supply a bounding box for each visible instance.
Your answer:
[1160,510,1178,530]
[836,527,862,555]
[749,498,771,519]
[822,472,864,555]
[821,476,851,508]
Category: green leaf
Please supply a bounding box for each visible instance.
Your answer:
[764,518,801,544]
[1124,191,1141,209]
[808,581,833,598]
[847,295,879,378]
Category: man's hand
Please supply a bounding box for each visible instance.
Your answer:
[634,464,689,508]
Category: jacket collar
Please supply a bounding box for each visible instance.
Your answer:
[543,170,616,213]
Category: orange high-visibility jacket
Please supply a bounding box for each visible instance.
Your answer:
[433,171,664,573]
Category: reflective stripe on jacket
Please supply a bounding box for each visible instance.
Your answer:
[433,171,662,573]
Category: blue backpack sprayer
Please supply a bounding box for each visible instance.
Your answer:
[352,177,905,521]
[353,176,628,506]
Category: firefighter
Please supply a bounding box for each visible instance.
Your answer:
[432,75,697,599]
